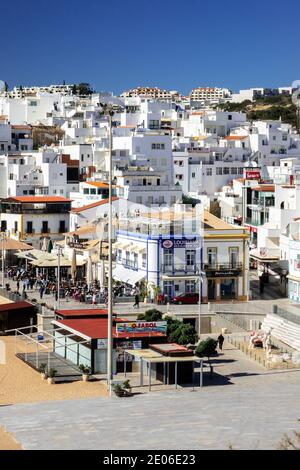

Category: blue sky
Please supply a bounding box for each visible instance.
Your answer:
[2,0,300,94]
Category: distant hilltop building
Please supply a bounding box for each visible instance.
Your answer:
[4,84,75,98]
[120,87,182,101]
[231,87,293,103]
[190,87,232,102]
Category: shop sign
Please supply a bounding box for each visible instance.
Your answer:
[260,247,267,257]
[68,242,85,249]
[116,321,167,334]
[206,269,241,278]
[162,239,173,249]
[245,170,261,180]
[173,238,200,248]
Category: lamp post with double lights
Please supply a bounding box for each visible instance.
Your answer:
[99,102,115,393]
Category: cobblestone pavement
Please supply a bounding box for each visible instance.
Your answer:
[1,344,300,450]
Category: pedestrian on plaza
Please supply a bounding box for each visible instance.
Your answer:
[133,293,140,309]
[16,280,20,293]
[92,292,97,307]
[39,286,44,300]
[218,333,225,350]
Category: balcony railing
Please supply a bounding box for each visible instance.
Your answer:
[121,259,138,270]
[161,263,200,274]
[204,262,243,271]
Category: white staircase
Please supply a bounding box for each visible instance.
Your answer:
[261,314,300,352]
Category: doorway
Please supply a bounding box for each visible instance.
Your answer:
[208,279,216,300]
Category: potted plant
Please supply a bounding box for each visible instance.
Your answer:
[111,383,125,397]
[47,368,57,384]
[39,363,47,380]
[79,364,91,382]
[122,379,132,396]
[111,380,132,397]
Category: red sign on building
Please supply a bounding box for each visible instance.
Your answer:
[245,170,261,180]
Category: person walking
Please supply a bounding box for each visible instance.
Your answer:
[133,293,140,309]
[16,280,20,293]
[39,286,44,300]
[217,333,225,350]
[92,292,97,308]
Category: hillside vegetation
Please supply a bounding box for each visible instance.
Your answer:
[218,95,297,128]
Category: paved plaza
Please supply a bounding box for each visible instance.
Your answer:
[1,344,300,450]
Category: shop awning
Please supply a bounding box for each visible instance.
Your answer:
[249,248,279,262]
[113,265,146,286]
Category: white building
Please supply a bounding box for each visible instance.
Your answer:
[0,196,71,247]
[113,206,249,302]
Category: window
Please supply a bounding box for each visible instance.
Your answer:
[164,249,172,267]
[231,167,238,174]
[185,280,196,293]
[192,172,196,178]
[206,168,212,176]
[136,196,142,204]
[149,120,159,129]
[81,155,84,162]
[228,115,232,120]
[26,222,33,234]
[229,247,239,268]
[42,221,48,233]
[117,250,122,261]
[142,254,146,268]
[90,188,96,195]
[238,167,244,174]
[59,221,66,233]
[207,248,217,268]
[176,174,183,180]
[23,190,28,195]
[83,188,89,194]
[216,168,223,175]
[223,167,230,174]
[186,250,196,267]
[161,143,165,150]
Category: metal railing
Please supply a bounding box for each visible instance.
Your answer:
[274,306,300,326]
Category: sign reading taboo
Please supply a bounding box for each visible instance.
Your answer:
[116,321,167,335]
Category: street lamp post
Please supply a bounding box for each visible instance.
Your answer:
[99,103,115,393]
[57,245,62,309]
[1,233,5,288]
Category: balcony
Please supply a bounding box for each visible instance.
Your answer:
[121,259,138,270]
[204,262,242,271]
[161,263,200,274]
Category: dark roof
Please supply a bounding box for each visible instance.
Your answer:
[0,301,34,313]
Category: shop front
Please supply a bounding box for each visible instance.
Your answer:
[205,269,240,301]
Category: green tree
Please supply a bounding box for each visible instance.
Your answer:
[72,84,77,95]
[76,82,93,96]
[195,338,218,377]
[169,323,198,346]
[137,309,163,321]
